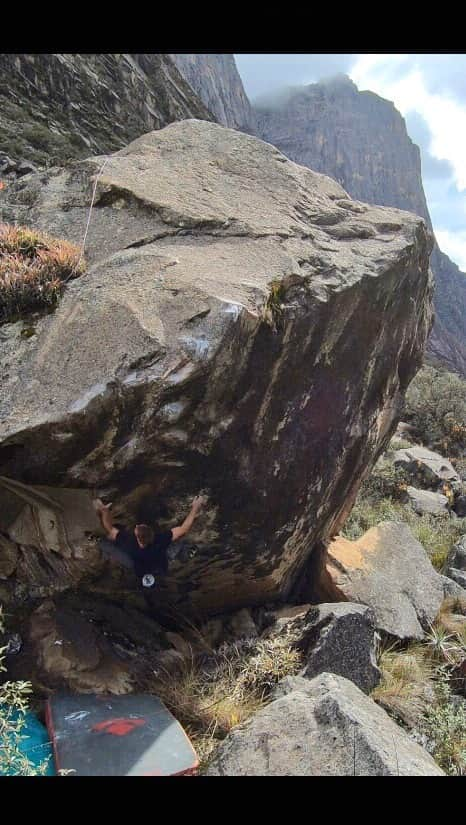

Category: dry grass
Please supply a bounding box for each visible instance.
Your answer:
[434,596,466,642]
[0,223,85,323]
[372,598,466,775]
[151,634,303,770]
[371,640,435,726]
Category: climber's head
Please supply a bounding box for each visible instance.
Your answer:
[134,524,154,548]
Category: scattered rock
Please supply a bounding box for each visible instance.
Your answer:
[441,574,466,600]
[444,536,466,590]
[29,600,134,694]
[205,672,444,775]
[404,486,449,516]
[453,495,466,518]
[317,522,445,640]
[392,446,460,489]
[228,608,258,639]
[298,603,381,694]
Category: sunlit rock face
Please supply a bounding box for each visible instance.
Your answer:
[0,120,433,614]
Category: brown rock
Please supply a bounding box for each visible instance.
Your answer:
[316,522,444,640]
[29,600,133,694]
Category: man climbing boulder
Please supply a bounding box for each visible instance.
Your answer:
[94,495,207,590]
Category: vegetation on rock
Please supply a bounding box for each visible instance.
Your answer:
[0,223,84,324]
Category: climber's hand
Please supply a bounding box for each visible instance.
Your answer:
[93,498,112,513]
[192,494,207,514]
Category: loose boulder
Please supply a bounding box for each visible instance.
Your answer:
[404,485,449,516]
[392,446,459,489]
[297,603,381,693]
[0,119,433,615]
[204,672,444,775]
[316,522,444,640]
[444,536,466,590]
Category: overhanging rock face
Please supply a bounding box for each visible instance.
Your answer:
[0,120,433,614]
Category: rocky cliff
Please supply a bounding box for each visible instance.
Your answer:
[253,75,466,376]
[169,54,254,132]
[0,120,433,616]
[0,53,213,168]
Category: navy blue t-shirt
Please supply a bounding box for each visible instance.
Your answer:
[113,528,173,579]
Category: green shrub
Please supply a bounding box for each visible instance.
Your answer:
[404,365,466,456]
[0,606,48,776]
[0,223,85,324]
[361,459,409,501]
[422,668,466,776]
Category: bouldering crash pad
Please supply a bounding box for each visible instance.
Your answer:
[45,693,198,776]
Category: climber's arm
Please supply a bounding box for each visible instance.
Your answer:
[171,495,206,542]
[94,499,119,541]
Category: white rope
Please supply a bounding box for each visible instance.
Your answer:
[65,155,111,282]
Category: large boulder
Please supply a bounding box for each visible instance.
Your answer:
[14,593,173,694]
[204,672,444,775]
[0,120,433,615]
[316,522,444,640]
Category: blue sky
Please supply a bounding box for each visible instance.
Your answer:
[235,54,466,271]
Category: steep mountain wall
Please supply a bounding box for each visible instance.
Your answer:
[0,53,213,168]
[169,53,255,132]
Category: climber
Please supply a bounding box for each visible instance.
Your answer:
[94,495,206,589]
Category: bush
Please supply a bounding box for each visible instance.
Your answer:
[0,223,85,323]
[422,668,466,776]
[361,458,409,502]
[404,365,466,456]
[0,606,48,776]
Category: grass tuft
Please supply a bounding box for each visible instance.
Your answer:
[150,632,303,770]
[0,223,84,324]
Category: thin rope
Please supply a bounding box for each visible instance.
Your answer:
[64,155,110,283]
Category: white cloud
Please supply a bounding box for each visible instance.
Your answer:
[350,54,466,192]
[350,54,466,270]
[435,228,466,271]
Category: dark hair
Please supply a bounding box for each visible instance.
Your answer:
[134,524,154,546]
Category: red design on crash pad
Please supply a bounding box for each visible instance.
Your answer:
[92,718,146,736]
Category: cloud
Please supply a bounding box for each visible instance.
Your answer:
[235,54,466,273]
[350,54,466,191]
[349,54,466,271]
[235,54,354,101]
[435,229,466,271]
